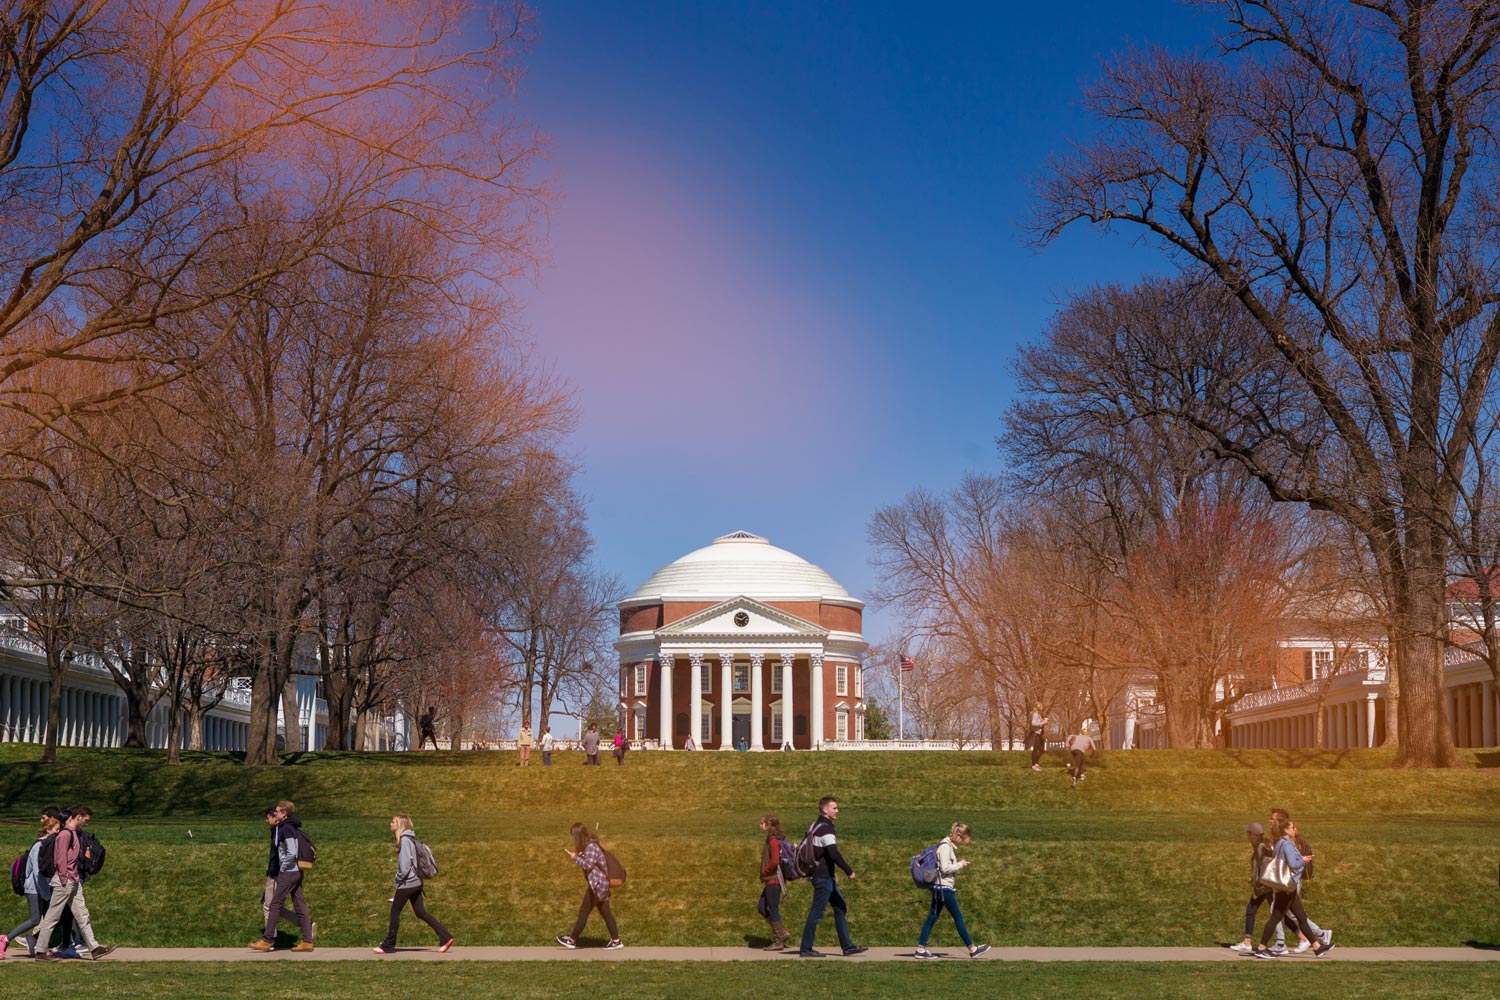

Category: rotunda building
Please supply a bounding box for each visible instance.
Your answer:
[616,531,868,750]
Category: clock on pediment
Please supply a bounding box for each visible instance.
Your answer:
[733,611,750,628]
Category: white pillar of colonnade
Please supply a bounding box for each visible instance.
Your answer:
[750,652,765,750]
[809,652,824,750]
[658,655,674,749]
[1484,680,1496,748]
[780,653,795,750]
[719,656,733,750]
[688,653,703,750]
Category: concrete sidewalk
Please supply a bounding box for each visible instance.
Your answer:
[39,945,1500,963]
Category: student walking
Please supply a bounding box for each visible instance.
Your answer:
[1065,725,1096,785]
[613,730,628,765]
[582,724,601,765]
[1270,807,1331,953]
[914,823,990,959]
[1251,817,1333,958]
[757,815,791,950]
[541,726,555,766]
[1231,822,1280,953]
[2,808,62,958]
[373,815,454,954]
[260,806,307,943]
[556,823,622,950]
[1028,704,1048,771]
[32,806,114,961]
[418,707,439,750]
[250,801,315,952]
[798,796,866,958]
[518,724,534,767]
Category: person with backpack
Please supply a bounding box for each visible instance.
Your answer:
[756,814,791,950]
[2,808,62,958]
[250,800,315,952]
[1250,816,1334,958]
[913,822,990,959]
[1268,807,1331,954]
[797,796,866,958]
[1065,725,1096,786]
[31,806,114,961]
[556,822,622,950]
[260,806,306,942]
[612,729,627,765]
[373,815,453,954]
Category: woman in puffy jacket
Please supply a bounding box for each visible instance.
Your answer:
[372,815,453,954]
[914,822,990,959]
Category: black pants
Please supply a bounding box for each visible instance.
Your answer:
[1030,730,1044,765]
[1070,749,1085,779]
[381,885,450,950]
[1259,889,1315,947]
[585,752,600,765]
[1244,891,1303,939]
[757,882,783,922]
[570,888,618,940]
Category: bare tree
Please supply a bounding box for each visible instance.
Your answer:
[1032,2,1500,766]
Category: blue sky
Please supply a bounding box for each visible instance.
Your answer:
[512,2,1219,642]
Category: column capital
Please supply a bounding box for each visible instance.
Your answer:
[779,651,795,667]
[748,651,764,667]
[659,652,674,666]
[810,651,824,669]
[717,651,734,665]
[689,652,704,668]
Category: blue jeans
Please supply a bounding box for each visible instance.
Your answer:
[919,887,972,947]
[800,877,853,953]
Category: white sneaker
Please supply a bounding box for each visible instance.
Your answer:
[1294,939,1312,954]
[1229,942,1253,953]
[605,939,623,950]
[1320,929,1332,947]
[1270,943,1288,955]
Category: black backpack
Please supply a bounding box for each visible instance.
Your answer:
[9,851,26,895]
[792,822,819,879]
[78,830,106,880]
[296,829,317,870]
[601,847,627,888]
[35,831,60,880]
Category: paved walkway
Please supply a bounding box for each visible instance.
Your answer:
[52,946,1500,963]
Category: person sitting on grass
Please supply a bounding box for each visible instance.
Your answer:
[913,822,990,960]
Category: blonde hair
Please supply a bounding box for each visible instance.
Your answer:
[950,822,972,844]
[392,814,414,836]
[277,800,296,817]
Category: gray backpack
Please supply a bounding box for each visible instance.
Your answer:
[414,840,439,879]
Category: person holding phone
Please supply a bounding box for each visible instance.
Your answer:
[555,824,621,950]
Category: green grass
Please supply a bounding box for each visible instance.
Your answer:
[0,745,1497,950]
[0,962,1498,1000]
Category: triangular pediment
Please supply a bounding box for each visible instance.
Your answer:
[656,596,829,639]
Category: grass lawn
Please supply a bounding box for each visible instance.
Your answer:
[0,745,1496,952]
[1,961,1498,1000]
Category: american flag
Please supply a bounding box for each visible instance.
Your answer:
[900,655,915,672]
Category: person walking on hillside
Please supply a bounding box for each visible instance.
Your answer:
[1231,822,1280,953]
[518,724,534,767]
[32,806,114,961]
[541,726,555,766]
[1251,817,1333,958]
[373,815,454,955]
[260,806,310,945]
[757,815,791,950]
[2,808,62,958]
[250,801,315,952]
[798,796,866,958]
[1269,807,1331,954]
[582,724,601,765]
[1065,725,1096,786]
[613,730,628,765]
[1027,704,1048,771]
[914,822,990,960]
[556,823,622,950]
[418,707,439,751]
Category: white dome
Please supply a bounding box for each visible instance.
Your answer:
[624,531,860,606]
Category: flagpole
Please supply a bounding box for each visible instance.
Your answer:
[898,652,904,741]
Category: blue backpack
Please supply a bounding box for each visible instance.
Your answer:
[776,837,801,882]
[910,843,942,888]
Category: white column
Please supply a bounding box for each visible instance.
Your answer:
[658,654,674,749]
[750,652,765,750]
[1365,696,1377,748]
[1483,680,1496,748]
[720,656,733,750]
[810,651,825,750]
[780,653,795,749]
[689,653,704,749]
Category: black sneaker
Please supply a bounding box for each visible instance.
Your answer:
[89,945,117,960]
[969,944,991,958]
[1250,948,1275,959]
[1314,942,1336,957]
[556,935,576,949]
[914,947,937,960]
[799,949,826,958]
[842,945,868,956]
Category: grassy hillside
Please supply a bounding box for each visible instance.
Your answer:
[0,745,1496,949]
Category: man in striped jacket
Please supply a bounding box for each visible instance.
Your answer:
[798,797,867,958]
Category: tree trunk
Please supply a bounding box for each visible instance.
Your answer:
[1392,628,1459,768]
[244,657,278,766]
[166,703,182,765]
[121,686,152,748]
[187,704,205,751]
[281,680,302,752]
[353,709,367,750]
[42,649,64,764]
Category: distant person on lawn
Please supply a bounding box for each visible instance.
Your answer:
[32,806,114,961]
[518,724,534,767]
[373,815,454,955]
[914,822,990,960]
[1065,725,1096,786]
[2,807,63,958]
[1251,816,1333,959]
[250,800,315,952]
[541,725,555,765]
[1028,704,1048,771]
[582,723,601,765]
[556,823,622,950]
[757,814,791,950]
[418,707,439,750]
[613,730,628,765]
[798,796,866,958]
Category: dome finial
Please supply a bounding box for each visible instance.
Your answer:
[714,530,768,544]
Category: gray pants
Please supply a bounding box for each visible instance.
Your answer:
[263,871,313,942]
[5,892,44,954]
[34,877,99,954]
[263,875,296,928]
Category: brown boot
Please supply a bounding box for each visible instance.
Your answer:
[771,921,791,950]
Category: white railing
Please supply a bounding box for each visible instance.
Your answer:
[822,739,1000,751]
[1233,665,1388,714]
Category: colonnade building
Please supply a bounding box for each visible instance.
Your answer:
[615,531,868,749]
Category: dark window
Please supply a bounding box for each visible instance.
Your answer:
[794,714,807,736]
[675,712,690,736]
